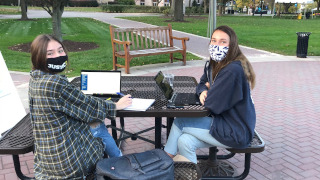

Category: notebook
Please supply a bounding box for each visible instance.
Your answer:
[154,71,201,108]
[80,70,121,98]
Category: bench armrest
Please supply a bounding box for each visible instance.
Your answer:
[171,36,190,41]
[112,39,132,46]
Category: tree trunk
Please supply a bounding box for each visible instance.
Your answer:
[20,0,28,20]
[204,0,207,13]
[171,0,175,17]
[218,5,222,16]
[174,0,184,21]
[52,1,65,42]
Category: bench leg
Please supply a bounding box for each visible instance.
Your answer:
[170,53,173,63]
[198,147,236,178]
[200,153,252,180]
[182,51,186,66]
[125,57,130,74]
[113,56,117,71]
[12,155,34,180]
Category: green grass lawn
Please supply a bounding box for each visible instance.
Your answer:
[120,15,320,56]
[0,5,103,12]
[0,18,198,76]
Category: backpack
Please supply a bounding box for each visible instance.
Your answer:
[96,149,174,180]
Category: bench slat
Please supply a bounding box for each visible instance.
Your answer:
[140,30,144,49]
[157,29,161,48]
[130,31,135,50]
[149,31,152,48]
[116,47,182,57]
[113,26,170,33]
[153,30,156,48]
[135,31,140,49]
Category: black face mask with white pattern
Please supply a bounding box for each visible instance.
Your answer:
[47,55,68,73]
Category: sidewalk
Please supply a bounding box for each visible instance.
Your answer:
[1,10,320,180]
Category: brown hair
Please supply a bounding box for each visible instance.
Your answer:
[30,34,68,74]
[209,25,256,89]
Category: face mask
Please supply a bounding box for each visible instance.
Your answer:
[208,45,229,62]
[47,55,68,73]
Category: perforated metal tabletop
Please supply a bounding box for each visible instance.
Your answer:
[71,76,209,148]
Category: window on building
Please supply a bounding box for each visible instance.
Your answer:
[153,0,157,6]
[140,0,145,5]
[164,0,170,6]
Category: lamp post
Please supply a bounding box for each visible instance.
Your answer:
[260,0,264,16]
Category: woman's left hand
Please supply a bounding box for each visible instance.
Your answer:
[199,91,208,105]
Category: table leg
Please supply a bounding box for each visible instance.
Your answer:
[111,119,118,142]
[166,117,174,138]
[155,117,162,149]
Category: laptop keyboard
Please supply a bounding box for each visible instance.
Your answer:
[171,93,200,106]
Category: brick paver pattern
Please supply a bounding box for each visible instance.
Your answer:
[1,61,320,180]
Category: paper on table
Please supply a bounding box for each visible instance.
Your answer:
[123,98,155,111]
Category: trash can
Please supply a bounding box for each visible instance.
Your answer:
[296,32,311,58]
[306,12,311,19]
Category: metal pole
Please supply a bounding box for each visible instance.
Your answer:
[213,0,217,30]
[207,0,216,38]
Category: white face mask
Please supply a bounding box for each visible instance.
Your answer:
[208,45,229,62]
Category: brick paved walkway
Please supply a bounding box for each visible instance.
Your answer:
[2,60,320,180]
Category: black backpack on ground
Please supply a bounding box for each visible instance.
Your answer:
[96,149,174,180]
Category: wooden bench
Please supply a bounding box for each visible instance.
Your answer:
[174,131,265,180]
[109,24,189,74]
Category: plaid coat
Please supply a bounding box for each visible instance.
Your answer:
[29,70,116,179]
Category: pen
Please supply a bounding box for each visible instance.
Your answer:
[106,97,111,100]
[117,92,133,98]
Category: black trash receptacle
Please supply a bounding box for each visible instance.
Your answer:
[296,32,311,58]
[306,12,311,19]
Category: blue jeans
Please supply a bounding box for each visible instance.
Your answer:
[164,117,229,164]
[90,123,122,157]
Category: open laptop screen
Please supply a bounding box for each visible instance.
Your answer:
[154,71,173,100]
[80,70,121,96]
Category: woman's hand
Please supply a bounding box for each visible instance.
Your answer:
[115,94,132,110]
[199,91,208,105]
[205,82,210,89]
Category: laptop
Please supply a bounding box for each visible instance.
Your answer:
[80,70,121,99]
[154,71,201,108]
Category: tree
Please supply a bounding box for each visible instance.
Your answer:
[20,0,29,20]
[174,0,184,21]
[34,0,68,42]
[218,0,228,16]
[315,0,320,11]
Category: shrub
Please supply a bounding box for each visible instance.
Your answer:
[117,0,135,5]
[102,5,127,13]
[162,7,170,16]
[68,0,99,7]
[101,4,169,13]
[0,0,18,6]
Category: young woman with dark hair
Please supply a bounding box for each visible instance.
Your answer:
[29,34,132,179]
[164,25,256,164]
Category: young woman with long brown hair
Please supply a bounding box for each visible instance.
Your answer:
[164,25,256,163]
